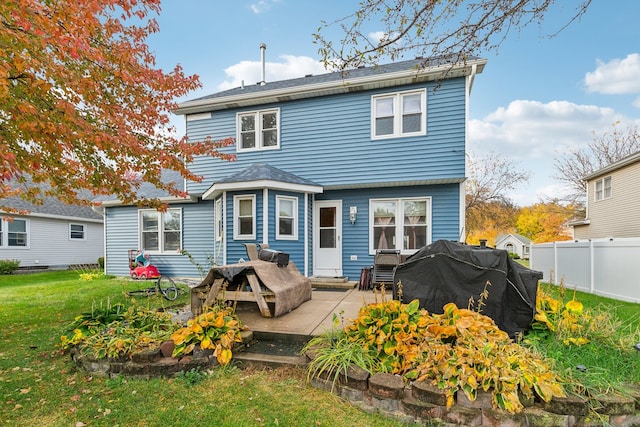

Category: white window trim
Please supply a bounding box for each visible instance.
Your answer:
[233,195,256,240]
[371,89,426,140]
[368,197,432,255]
[138,208,182,254]
[236,108,280,152]
[69,223,86,240]
[276,195,298,240]
[215,198,223,242]
[594,176,612,201]
[0,217,30,249]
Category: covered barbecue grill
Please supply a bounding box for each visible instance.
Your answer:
[393,240,542,337]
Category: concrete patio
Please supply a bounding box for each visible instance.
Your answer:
[233,286,381,336]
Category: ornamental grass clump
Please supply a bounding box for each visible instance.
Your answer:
[170,304,245,366]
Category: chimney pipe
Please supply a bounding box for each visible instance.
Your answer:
[259,43,266,86]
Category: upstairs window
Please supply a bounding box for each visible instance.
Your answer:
[372,90,426,139]
[69,223,85,240]
[595,176,612,201]
[237,109,279,151]
[139,209,182,253]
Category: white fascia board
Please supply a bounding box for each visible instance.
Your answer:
[202,180,323,200]
[98,195,197,208]
[175,58,487,115]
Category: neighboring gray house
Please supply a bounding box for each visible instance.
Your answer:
[0,195,104,269]
[495,233,531,259]
[571,151,640,240]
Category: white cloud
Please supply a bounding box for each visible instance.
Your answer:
[368,31,386,44]
[469,99,626,205]
[250,1,269,14]
[584,53,640,95]
[217,55,328,90]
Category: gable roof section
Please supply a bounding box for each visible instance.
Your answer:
[202,163,323,200]
[175,56,486,115]
[583,150,640,181]
[496,233,532,246]
[97,169,194,207]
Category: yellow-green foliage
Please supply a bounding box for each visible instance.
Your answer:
[171,305,245,366]
[332,299,564,414]
[60,303,178,359]
[533,288,596,346]
[408,303,564,413]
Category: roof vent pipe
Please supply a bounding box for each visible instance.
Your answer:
[259,43,267,86]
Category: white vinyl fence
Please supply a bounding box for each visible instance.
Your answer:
[530,238,640,303]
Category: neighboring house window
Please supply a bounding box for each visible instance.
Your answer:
[215,198,223,242]
[69,223,85,240]
[370,198,430,254]
[595,176,612,201]
[276,196,297,240]
[524,245,530,255]
[371,89,426,139]
[139,209,182,253]
[0,218,28,247]
[505,243,515,253]
[237,109,279,151]
[234,195,256,240]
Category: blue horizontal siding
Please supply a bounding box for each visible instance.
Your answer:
[105,202,216,279]
[186,77,466,195]
[318,183,461,280]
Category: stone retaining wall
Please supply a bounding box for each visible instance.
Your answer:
[309,367,640,427]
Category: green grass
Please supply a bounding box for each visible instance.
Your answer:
[0,271,405,427]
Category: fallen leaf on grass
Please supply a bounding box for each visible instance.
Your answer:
[76,422,86,427]
[19,388,30,394]
[13,404,23,410]
[71,395,81,402]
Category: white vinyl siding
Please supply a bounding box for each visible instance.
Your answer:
[237,109,279,151]
[371,89,426,139]
[138,209,182,253]
[276,196,297,240]
[69,223,85,240]
[594,176,612,201]
[369,197,431,254]
[234,195,256,240]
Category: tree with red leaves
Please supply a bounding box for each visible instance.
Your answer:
[1,0,233,211]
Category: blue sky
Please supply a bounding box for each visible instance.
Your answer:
[147,0,640,206]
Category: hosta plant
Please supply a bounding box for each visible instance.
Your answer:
[60,302,178,359]
[170,305,245,366]
[407,303,565,413]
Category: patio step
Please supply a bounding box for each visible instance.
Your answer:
[234,332,311,369]
[309,276,357,290]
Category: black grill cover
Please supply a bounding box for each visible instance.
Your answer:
[393,240,542,337]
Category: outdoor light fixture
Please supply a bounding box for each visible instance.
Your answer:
[350,206,358,224]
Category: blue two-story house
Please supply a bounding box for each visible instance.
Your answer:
[102,56,486,279]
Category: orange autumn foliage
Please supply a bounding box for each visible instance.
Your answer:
[1,0,234,211]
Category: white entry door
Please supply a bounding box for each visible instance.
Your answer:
[313,200,342,276]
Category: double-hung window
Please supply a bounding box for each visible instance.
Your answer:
[0,218,28,247]
[234,195,256,240]
[372,89,426,139]
[276,196,297,240]
[237,109,279,151]
[370,198,430,254]
[594,176,612,201]
[69,223,85,240]
[139,209,182,253]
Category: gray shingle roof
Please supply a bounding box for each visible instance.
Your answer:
[1,193,102,221]
[191,56,475,102]
[93,168,186,203]
[219,163,320,186]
